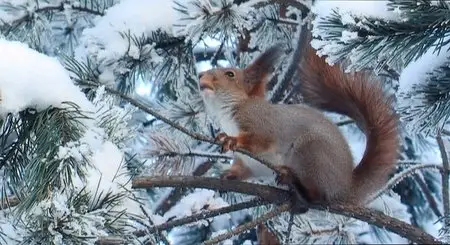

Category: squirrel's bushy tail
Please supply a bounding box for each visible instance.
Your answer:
[297,43,399,203]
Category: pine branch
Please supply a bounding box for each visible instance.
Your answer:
[115,31,190,94]
[131,175,441,244]
[414,174,443,218]
[387,0,450,22]
[266,17,299,26]
[154,161,214,215]
[143,133,200,175]
[138,205,171,245]
[285,212,294,243]
[263,3,307,96]
[253,0,310,18]
[15,185,135,244]
[211,41,225,67]
[1,1,105,34]
[1,195,134,244]
[32,2,106,16]
[397,59,450,135]
[437,134,450,225]
[312,3,450,71]
[132,176,288,202]
[2,103,91,216]
[374,158,444,219]
[173,0,247,42]
[64,32,191,97]
[269,21,307,103]
[0,113,23,171]
[135,198,268,236]
[194,44,227,63]
[143,131,229,171]
[203,202,291,245]
[369,163,443,201]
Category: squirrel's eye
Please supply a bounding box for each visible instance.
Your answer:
[225,71,235,78]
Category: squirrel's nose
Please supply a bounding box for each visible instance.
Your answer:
[198,72,205,79]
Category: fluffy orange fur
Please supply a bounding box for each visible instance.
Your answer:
[298,45,399,200]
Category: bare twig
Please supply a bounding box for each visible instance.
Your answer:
[414,174,443,218]
[369,163,442,201]
[154,161,213,214]
[211,41,225,67]
[202,203,291,245]
[311,203,441,244]
[135,198,268,236]
[132,175,441,244]
[269,21,306,103]
[139,206,171,245]
[437,133,450,223]
[285,212,294,243]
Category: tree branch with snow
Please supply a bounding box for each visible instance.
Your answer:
[130,175,441,244]
[0,38,143,244]
[70,67,444,244]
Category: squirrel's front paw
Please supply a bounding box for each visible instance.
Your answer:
[215,132,238,153]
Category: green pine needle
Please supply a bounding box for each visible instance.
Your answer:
[312,1,450,72]
[1,102,92,217]
[398,60,450,135]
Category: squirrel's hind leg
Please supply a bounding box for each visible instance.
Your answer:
[273,165,312,213]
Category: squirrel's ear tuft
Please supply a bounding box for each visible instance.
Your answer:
[244,45,284,84]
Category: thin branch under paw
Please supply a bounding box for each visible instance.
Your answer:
[203,203,292,245]
[134,198,268,236]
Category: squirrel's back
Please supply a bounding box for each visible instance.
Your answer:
[234,96,356,201]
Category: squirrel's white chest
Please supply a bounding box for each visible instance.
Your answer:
[217,112,240,136]
[203,97,278,181]
[204,101,240,136]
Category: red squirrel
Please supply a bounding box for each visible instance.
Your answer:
[197,42,399,206]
